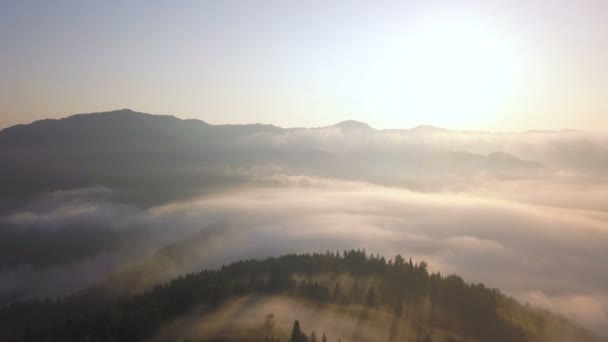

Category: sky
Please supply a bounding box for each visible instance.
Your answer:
[1,0,607,131]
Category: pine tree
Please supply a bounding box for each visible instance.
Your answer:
[333,282,341,301]
[394,296,403,316]
[366,286,376,307]
[290,320,302,342]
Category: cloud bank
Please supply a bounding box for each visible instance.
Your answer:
[1,176,608,335]
[2,112,608,336]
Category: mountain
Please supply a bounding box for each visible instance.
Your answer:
[0,110,554,206]
[0,250,599,342]
[333,120,373,131]
[0,109,282,204]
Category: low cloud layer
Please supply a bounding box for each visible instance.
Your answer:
[1,175,608,336]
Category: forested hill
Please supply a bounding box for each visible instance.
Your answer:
[0,250,599,342]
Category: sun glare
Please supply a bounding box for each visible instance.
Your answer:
[360,14,526,128]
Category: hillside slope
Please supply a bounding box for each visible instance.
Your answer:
[0,250,599,342]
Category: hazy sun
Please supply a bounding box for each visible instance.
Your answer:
[361,14,526,128]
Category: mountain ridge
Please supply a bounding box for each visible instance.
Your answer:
[0,109,588,134]
[0,109,554,202]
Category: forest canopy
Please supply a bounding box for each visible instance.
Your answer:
[0,250,598,342]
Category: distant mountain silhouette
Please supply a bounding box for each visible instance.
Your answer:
[333,120,373,131]
[409,124,451,133]
[0,110,554,204]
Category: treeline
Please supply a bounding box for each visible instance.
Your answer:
[0,250,533,341]
[270,319,434,342]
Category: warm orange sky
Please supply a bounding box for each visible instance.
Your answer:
[1,0,607,131]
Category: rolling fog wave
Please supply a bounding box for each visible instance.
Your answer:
[1,176,608,335]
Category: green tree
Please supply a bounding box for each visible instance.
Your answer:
[394,254,405,269]
[290,320,302,342]
[333,282,341,301]
[366,286,376,307]
[394,296,403,316]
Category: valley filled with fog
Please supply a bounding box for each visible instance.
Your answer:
[1,110,607,337]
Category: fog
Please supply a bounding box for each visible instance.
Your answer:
[153,295,418,342]
[2,174,608,335]
[2,112,608,336]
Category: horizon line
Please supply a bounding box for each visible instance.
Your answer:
[0,108,593,135]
